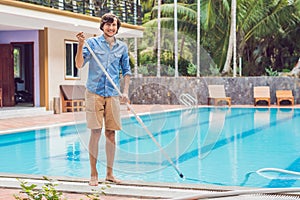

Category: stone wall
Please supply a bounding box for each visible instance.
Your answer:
[127,77,300,105]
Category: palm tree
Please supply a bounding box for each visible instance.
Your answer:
[200,0,230,74]
[144,3,198,75]
[222,0,236,76]
[146,3,197,39]
[141,0,300,76]
[221,0,300,75]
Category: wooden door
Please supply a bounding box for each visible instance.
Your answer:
[0,44,15,106]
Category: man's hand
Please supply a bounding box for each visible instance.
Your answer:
[76,32,85,45]
[120,93,129,104]
[121,75,130,103]
[75,32,85,68]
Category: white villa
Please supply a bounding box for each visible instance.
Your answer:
[0,0,143,111]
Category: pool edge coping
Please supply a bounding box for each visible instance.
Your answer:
[2,173,300,199]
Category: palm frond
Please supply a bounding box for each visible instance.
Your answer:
[243,0,300,42]
[201,0,216,30]
[238,0,265,32]
[151,4,197,23]
[140,0,156,13]
[143,18,197,39]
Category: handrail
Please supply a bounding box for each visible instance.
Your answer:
[179,93,197,106]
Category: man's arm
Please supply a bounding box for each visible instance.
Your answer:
[75,32,85,69]
[122,75,130,102]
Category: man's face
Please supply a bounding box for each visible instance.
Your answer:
[103,18,118,37]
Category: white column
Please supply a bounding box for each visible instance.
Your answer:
[110,0,114,13]
[196,0,201,77]
[134,38,138,77]
[58,0,63,10]
[157,0,161,77]
[174,0,178,77]
[232,0,237,77]
[239,57,242,76]
[89,0,94,16]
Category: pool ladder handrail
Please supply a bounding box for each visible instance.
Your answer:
[179,93,197,106]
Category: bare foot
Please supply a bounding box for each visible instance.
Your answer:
[105,176,121,184]
[89,177,98,186]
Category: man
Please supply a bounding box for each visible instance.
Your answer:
[75,13,131,186]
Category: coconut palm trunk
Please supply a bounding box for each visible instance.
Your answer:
[222,0,237,76]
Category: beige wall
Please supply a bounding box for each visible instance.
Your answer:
[47,28,95,110]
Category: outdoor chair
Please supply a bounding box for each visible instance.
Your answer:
[253,86,270,106]
[276,90,294,106]
[60,85,86,112]
[207,85,231,106]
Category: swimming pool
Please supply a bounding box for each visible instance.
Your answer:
[0,107,299,188]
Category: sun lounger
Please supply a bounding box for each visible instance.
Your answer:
[208,85,231,106]
[276,90,294,106]
[253,86,270,106]
[60,85,86,112]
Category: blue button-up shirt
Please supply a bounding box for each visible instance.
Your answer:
[82,35,131,97]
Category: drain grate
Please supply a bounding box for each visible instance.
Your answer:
[193,193,300,200]
[248,194,300,199]
[173,189,300,200]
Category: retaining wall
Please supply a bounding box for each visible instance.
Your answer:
[127,77,300,105]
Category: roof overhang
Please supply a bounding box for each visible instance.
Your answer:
[0,0,144,38]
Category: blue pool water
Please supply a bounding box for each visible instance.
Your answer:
[0,107,300,188]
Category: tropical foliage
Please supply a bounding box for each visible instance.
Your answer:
[138,0,300,76]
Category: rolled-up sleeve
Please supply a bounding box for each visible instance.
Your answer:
[121,46,131,77]
[82,40,92,67]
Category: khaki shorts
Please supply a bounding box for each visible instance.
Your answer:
[85,90,121,130]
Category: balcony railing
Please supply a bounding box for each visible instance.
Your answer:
[19,0,143,25]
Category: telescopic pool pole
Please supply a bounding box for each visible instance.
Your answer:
[84,40,184,179]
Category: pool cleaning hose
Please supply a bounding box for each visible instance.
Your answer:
[241,168,300,186]
[256,168,300,179]
[84,40,184,179]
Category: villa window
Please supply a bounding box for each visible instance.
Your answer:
[65,41,79,79]
[13,47,21,78]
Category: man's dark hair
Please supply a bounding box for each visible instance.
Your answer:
[100,13,121,34]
